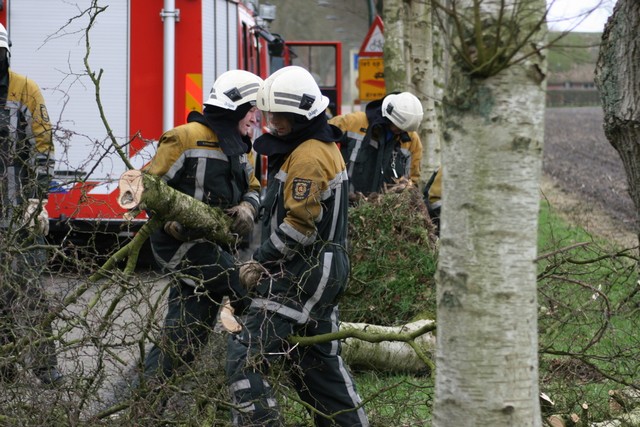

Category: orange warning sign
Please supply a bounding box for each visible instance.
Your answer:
[358,57,385,101]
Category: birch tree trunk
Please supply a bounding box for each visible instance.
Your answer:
[433,0,547,425]
[407,0,441,176]
[382,0,406,93]
[594,0,640,249]
[384,0,442,180]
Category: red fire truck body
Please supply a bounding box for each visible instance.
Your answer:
[0,0,341,249]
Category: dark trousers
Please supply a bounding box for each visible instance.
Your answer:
[0,233,57,374]
[226,306,368,427]
[145,234,246,382]
[142,281,223,381]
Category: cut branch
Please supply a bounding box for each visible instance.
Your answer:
[90,170,235,280]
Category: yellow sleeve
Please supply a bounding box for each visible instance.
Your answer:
[329,112,363,133]
[428,168,442,204]
[408,131,423,186]
[144,129,185,177]
[247,150,261,195]
[25,79,53,157]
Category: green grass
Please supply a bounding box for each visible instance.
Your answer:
[350,199,638,425]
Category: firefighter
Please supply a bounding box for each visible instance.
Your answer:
[226,66,369,427]
[0,23,63,386]
[111,69,263,409]
[329,91,424,196]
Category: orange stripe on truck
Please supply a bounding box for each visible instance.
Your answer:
[185,73,203,121]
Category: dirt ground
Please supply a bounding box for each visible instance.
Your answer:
[542,106,638,248]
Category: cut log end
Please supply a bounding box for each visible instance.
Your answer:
[118,170,145,210]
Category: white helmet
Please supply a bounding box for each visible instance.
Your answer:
[382,92,424,132]
[204,69,263,110]
[0,23,9,52]
[257,65,329,120]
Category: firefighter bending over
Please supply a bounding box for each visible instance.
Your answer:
[329,91,424,196]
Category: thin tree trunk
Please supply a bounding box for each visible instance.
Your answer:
[433,0,547,425]
[407,0,441,177]
[118,170,233,245]
[340,320,436,373]
[90,170,234,279]
[383,0,406,93]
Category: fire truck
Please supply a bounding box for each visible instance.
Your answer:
[0,0,341,252]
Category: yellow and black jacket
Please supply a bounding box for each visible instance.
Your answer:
[251,117,349,324]
[145,111,260,271]
[0,69,54,225]
[146,113,260,213]
[329,99,422,194]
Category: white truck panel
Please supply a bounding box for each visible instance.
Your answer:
[9,0,130,181]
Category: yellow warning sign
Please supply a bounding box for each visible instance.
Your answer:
[358,57,385,101]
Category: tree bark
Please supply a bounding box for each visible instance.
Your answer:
[407,0,442,176]
[382,0,406,93]
[432,0,547,425]
[594,0,640,249]
[384,0,442,180]
[286,319,436,373]
[118,170,233,245]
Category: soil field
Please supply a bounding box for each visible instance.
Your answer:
[542,106,638,247]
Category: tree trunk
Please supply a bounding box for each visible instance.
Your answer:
[382,0,406,93]
[407,0,441,177]
[384,0,442,180]
[594,0,640,249]
[432,0,547,425]
[90,170,235,279]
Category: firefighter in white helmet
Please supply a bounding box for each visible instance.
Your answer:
[0,23,63,386]
[103,69,263,414]
[329,91,424,196]
[226,65,369,427]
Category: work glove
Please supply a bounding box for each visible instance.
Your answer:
[384,176,413,194]
[348,191,367,205]
[220,300,242,333]
[239,259,267,291]
[23,199,49,236]
[225,201,257,236]
[164,221,190,241]
[164,221,202,242]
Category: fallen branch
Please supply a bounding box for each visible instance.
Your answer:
[90,170,235,281]
[117,170,233,244]
[289,319,436,374]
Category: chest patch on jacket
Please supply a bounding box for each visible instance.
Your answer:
[197,140,220,148]
[40,105,50,123]
[292,178,312,201]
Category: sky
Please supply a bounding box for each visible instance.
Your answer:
[546,0,613,32]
